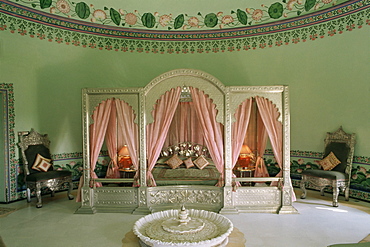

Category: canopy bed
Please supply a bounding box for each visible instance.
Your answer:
[76,69,297,214]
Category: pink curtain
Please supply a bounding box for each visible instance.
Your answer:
[256,96,296,201]
[190,87,224,186]
[146,87,182,186]
[76,99,113,202]
[116,99,139,186]
[164,102,205,147]
[254,111,270,179]
[105,101,120,179]
[232,98,253,187]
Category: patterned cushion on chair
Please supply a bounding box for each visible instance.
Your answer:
[319,152,341,171]
[25,144,53,174]
[323,142,350,173]
[302,170,348,180]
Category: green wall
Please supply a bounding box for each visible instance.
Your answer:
[0,27,369,157]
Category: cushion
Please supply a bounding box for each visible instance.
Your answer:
[165,154,183,169]
[324,142,350,172]
[193,155,210,170]
[37,159,52,172]
[319,152,341,171]
[183,157,195,169]
[32,154,52,171]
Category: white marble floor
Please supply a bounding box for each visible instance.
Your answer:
[0,189,369,247]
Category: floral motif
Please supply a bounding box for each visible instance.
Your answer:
[221,15,234,25]
[287,0,297,11]
[188,17,199,27]
[252,9,263,21]
[56,0,70,14]
[93,9,106,21]
[159,14,171,27]
[125,13,137,25]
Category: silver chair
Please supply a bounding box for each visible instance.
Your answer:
[19,129,74,208]
[300,126,355,207]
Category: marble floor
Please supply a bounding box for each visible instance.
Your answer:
[0,189,369,247]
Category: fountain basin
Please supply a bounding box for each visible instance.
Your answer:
[133,208,233,247]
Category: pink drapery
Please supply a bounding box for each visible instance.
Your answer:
[254,111,270,179]
[255,96,296,201]
[164,102,205,147]
[231,98,253,187]
[146,87,182,186]
[189,87,224,186]
[116,99,139,186]
[105,101,120,179]
[76,99,113,202]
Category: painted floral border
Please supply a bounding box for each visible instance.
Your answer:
[10,0,348,30]
[0,0,368,54]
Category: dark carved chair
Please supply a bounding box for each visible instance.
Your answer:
[18,129,74,208]
[300,127,355,207]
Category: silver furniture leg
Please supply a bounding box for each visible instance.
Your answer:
[36,182,43,208]
[300,177,307,199]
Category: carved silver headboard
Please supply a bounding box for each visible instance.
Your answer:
[161,142,210,158]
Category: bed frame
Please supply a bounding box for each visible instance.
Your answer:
[76,69,297,214]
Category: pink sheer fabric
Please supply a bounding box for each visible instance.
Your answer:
[164,102,205,147]
[190,87,224,186]
[146,87,182,186]
[256,96,296,201]
[105,101,120,179]
[76,99,113,202]
[254,112,270,179]
[116,99,139,186]
[232,98,253,187]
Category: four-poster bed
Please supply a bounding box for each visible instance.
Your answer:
[76,69,297,214]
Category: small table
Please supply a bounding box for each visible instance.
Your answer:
[235,168,255,186]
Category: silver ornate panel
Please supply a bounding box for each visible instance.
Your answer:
[94,187,138,206]
[234,187,281,206]
[147,186,223,212]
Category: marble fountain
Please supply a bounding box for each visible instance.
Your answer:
[133,206,233,247]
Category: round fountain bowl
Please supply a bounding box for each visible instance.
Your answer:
[133,209,233,247]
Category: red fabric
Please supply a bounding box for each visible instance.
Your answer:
[146,87,182,186]
[190,87,224,186]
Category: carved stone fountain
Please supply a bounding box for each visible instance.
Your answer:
[133,206,233,247]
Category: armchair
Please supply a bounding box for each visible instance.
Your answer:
[300,126,355,207]
[18,129,74,208]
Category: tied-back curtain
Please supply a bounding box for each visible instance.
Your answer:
[116,99,139,186]
[255,96,282,176]
[76,99,113,202]
[146,87,182,186]
[190,87,224,186]
[254,111,270,179]
[256,96,296,201]
[105,101,120,179]
[232,98,253,187]
[164,102,205,147]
